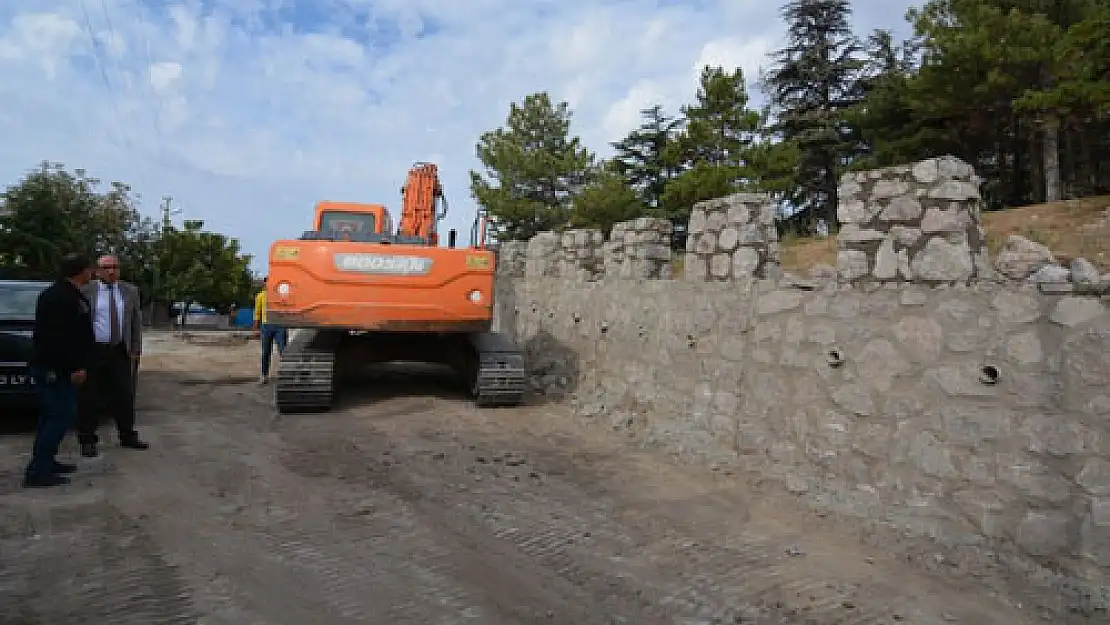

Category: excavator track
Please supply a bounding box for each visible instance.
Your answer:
[468,332,528,407]
[274,330,526,413]
[274,330,338,413]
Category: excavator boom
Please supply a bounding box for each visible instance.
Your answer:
[398,162,445,245]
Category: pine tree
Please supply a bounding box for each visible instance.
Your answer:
[762,0,865,234]
[469,92,595,240]
[658,65,765,223]
[609,105,682,212]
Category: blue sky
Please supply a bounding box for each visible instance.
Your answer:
[0,0,919,273]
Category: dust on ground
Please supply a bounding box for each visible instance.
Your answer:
[0,331,1090,624]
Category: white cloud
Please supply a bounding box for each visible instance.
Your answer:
[0,0,916,269]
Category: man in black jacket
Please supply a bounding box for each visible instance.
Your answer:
[23,253,96,488]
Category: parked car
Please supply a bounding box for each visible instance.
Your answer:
[0,279,50,409]
[172,302,226,328]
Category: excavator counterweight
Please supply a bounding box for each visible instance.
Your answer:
[265,162,526,413]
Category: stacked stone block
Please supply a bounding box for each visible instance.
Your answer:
[602,218,673,279]
[495,240,527,278]
[683,192,779,281]
[523,231,560,279]
[555,228,605,280]
[836,155,989,284]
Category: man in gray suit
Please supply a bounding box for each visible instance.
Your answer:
[77,253,149,457]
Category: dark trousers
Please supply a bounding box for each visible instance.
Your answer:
[260,324,287,377]
[77,342,137,445]
[25,366,77,477]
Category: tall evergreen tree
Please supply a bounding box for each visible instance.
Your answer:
[469,92,595,240]
[762,0,865,234]
[680,66,763,171]
[845,29,931,169]
[609,105,682,212]
[659,65,764,223]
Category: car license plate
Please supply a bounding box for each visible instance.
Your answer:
[0,373,33,386]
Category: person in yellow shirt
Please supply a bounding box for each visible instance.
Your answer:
[253,276,287,384]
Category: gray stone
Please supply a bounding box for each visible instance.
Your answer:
[899,288,928,306]
[928,179,980,200]
[890,225,922,246]
[991,290,1042,324]
[837,199,875,224]
[1077,458,1110,495]
[893,316,943,361]
[1049,296,1105,327]
[726,203,750,225]
[731,247,760,277]
[1004,331,1042,365]
[942,407,1010,446]
[995,234,1055,280]
[911,158,940,183]
[688,208,707,233]
[1016,511,1071,556]
[929,366,995,397]
[920,208,970,233]
[838,224,886,244]
[1022,415,1093,457]
[910,237,974,282]
[831,384,874,416]
[756,290,804,315]
[837,250,868,280]
[1028,264,1070,283]
[872,179,910,199]
[709,254,731,278]
[717,227,740,251]
[908,432,957,478]
[897,249,913,280]
[1070,257,1101,286]
[879,196,923,221]
[855,338,911,393]
[935,154,974,179]
[872,237,898,280]
[694,232,716,254]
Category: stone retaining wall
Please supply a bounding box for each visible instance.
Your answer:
[492,155,1110,608]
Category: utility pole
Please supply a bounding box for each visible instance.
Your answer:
[154,195,182,327]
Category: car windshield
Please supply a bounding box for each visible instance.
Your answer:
[0,283,47,320]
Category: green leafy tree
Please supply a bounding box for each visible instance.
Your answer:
[903,0,1110,206]
[469,92,595,240]
[678,66,763,171]
[658,163,739,221]
[659,65,766,223]
[569,168,644,235]
[844,30,932,170]
[0,162,147,282]
[156,219,254,323]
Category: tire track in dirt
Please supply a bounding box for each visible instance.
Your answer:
[274,395,1049,625]
[123,387,659,625]
[107,417,499,625]
[0,497,199,625]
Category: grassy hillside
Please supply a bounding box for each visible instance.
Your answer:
[778,195,1110,275]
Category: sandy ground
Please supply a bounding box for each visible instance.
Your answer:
[0,331,1089,624]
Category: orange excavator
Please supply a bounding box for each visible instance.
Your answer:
[264,162,526,413]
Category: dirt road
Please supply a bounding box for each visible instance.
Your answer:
[0,332,1084,624]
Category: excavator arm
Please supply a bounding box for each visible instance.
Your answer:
[398,162,448,246]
